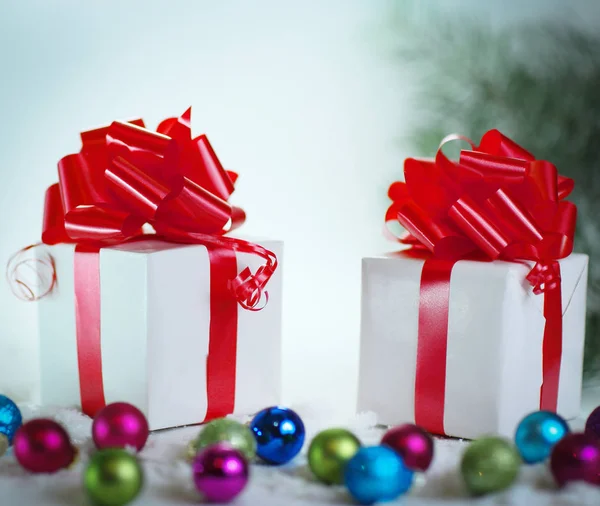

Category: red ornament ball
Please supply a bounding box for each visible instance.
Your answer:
[14,419,76,473]
[381,424,434,472]
[92,402,149,452]
[585,406,600,440]
[550,432,600,487]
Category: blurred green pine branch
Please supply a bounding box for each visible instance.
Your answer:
[391,16,600,380]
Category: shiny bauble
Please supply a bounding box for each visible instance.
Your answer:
[188,418,256,461]
[14,419,76,473]
[84,448,144,506]
[250,406,305,465]
[550,432,600,487]
[93,402,149,452]
[585,406,600,441]
[0,394,23,444]
[460,437,520,496]
[514,411,569,464]
[193,442,249,502]
[308,428,361,484]
[381,424,434,472]
[344,445,413,504]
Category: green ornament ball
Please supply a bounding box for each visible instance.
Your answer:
[308,428,362,484]
[84,449,144,506]
[460,437,521,496]
[187,418,256,461]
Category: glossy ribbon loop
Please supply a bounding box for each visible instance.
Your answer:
[42,107,276,307]
[387,129,576,291]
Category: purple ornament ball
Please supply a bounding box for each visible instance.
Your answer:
[381,424,434,472]
[585,406,600,440]
[193,443,249,502]
[550,433,600,487]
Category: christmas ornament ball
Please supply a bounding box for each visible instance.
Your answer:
[250,406,305,465]
[344,445,414,504]
[93,402,149,452]
[585,406,600,440]
[193,443,249,503]
[308,428,361,484]
[84,448,144,506]
[550,432,600,487]
[0,394,23,444]
[460,437,520,496]
[381,424,434,472]
[14,419,76,473]
[188,418,256,461]
[515,411,569,464]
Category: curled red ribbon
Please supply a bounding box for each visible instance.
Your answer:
[43,106,277,309]
[386,130,576,435]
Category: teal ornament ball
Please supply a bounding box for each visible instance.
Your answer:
[344,446,414,504]
[515,411,569,464]
[0,394,22,444]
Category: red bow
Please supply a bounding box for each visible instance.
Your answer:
[386,130,576,291]
[41,107,276,309]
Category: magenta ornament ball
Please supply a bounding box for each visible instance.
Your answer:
[550,432,600,487]
[14,419,76,473]
[193,443,249,503]
[381,424,434,472]
[92,402,149,452]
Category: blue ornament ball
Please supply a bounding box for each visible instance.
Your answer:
[344,445,414,504]
[250,406,305,465]
[0,395,22,444]
[515,411,569,464]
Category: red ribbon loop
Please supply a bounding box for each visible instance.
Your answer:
[42,107,277,307]
[526,261,562,295]
[388,130,576,280]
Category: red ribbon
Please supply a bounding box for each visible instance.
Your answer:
[386,130,576,435]
[40,107,278,419]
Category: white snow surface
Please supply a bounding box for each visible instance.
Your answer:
[1,404,600,506]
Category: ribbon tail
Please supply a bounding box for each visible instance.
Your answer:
[74,245,106,417]
[203,246,238,421]
[414,256,457,435]
[539,264,563,412]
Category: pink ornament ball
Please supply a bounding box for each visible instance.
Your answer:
[193,443,249,503]
[92,402,149,452]
[550,432,600,487]
[14,419,76,473]
[381,424,434,472]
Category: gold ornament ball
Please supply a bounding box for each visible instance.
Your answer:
[308,428,362,484]
[84,449,144,506]
[187,418,256,461]
[460,437,521,496]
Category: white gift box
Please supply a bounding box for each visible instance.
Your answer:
[37,238,283,430]
[357,252,588,439]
